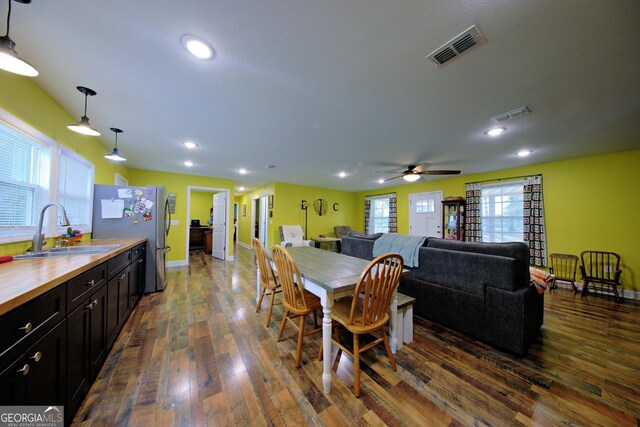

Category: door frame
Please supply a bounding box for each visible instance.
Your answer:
[185,186,231,263]
[408,190,443,237]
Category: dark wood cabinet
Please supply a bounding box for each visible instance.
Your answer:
[204,229,212,254]
[0,242,147,424]
[67,282,108,421]
[107,265,131,348]
[442,197,466,240]
[189,226,209,250]
[0,318,67,407]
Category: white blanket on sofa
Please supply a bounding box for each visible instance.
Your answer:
[372,233,426,267]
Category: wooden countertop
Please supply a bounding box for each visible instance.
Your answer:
[0,238,146,316]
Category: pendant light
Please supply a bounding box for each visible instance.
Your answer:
[0,0,38,76]
[105,127,126,162]
[67,86,100,136]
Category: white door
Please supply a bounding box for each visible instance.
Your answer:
[212,192,227,260]
[409,191,443,237]
[260,195,268,245]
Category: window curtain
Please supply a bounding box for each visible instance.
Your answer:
[363,199,371,234]
[465,183,482,242]
[388,193,397,233]
[523,175,547,267]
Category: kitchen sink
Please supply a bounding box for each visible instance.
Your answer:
[14,244,123,259]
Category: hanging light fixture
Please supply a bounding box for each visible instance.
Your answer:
[0,0,38,76]
[104,127,126,162]
[67,86,100,136]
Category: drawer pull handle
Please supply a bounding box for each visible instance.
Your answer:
[85,301,94,310]
[16,364,30,376]
[86,279,95,286]
[30,351,42,362]
[138,259,144,263]
[119,273,126,280]
[19,322,33,334]
[92,299,98,307]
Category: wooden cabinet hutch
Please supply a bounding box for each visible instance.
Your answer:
[442,197,465,240]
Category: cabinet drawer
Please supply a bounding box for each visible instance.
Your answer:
[0,285,66,360]
[131,243,146,262]
[108,250,132,280]
[67,263,107,314]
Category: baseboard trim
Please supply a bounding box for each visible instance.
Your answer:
[553,280,640,301]
[226,255,235,261]
[167,260,187,268]
[237,241,251,250]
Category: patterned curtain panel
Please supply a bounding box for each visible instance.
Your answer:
[465,183,482,242]
[363,199,371,234]
[523,175,547,267]
[388,193,397,233]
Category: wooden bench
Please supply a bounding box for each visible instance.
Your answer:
[395,292,416,350]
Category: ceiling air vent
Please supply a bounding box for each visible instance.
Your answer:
[426,25,486,68]
[491,106,531,123]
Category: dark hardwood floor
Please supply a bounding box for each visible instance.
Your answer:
[72,245,640,426]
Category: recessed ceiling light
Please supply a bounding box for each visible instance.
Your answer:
[183,141,197,149]
[265,164,276,169]
[485,127,506,137]
[237,187,245,191]
[516,149,533,157]
[183,160,194,167]
[378,178,385,184]
[338,171,347,178]
[182,35,214,60]
[238,168,247,174]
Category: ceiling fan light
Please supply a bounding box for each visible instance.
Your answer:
[485,127,506,137]
[0,36,38,76]
[403,173,421,182]
[67,116,100,136]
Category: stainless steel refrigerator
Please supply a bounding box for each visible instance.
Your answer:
[92,184,171,293]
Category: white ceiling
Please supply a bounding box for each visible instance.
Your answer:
[8,0,640,192]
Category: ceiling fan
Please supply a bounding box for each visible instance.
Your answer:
[378,163,461,182]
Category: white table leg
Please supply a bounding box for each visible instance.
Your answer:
[389,290,398,353]
[256,271,261,304]
[396,306,404,350]
[321,295,334,394]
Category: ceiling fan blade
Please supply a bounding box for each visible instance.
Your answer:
[375,170,404,174]
[421,170,461,175]
[384,175,404,182]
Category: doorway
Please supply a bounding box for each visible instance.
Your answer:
[408,191,443,238]
[185,186,230,263]
[251,195,269,246]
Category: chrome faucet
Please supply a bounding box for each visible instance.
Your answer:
[32,203,70,253]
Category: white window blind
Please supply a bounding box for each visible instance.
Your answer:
[57,148,94,233]
[0,121,52,241]
[480,181,524,243]
[367,196,390,234]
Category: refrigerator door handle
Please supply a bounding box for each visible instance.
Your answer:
[163,245,171,253]
[164,198,172,237]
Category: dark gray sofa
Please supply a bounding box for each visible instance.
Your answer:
[340,233,543,355]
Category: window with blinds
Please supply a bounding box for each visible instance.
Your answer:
[0,122,52,241]
[57,148,94,233]
[0,109,94,244]
[480,181,524,242]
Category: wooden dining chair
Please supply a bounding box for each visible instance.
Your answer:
[324,253,404,397]
[253,238,281,327]
[549,253,579,294]
[271,245,322,368]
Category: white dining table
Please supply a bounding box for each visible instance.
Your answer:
[260,246,399,394]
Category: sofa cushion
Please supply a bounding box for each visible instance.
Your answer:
[409,247,519,293]
[426,238,529,289]
[347,231,383,239]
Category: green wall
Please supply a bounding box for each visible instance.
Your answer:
[190,191,213,226]
[357,149,640,292]
[127,169,235,261]
[235,182,359,249]
[0,73,128,256]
